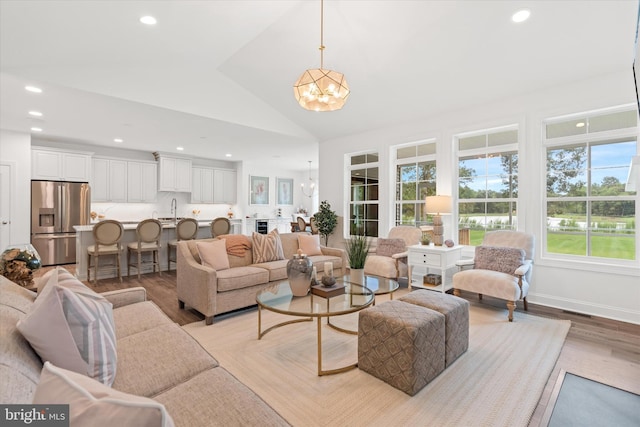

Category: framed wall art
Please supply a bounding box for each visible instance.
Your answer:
[276,177,294,205]
[249,175,270,205]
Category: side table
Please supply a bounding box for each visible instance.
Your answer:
[407,244,463,293]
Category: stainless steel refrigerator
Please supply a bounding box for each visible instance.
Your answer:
[31,180,91,266]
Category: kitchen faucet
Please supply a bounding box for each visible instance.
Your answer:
[171,198,177,223]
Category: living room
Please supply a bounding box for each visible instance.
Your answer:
[1,1,639,426]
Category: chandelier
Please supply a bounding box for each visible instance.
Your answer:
[293,0,350,112]
[301,161,316,197]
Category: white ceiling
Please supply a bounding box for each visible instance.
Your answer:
[0,1,637,170]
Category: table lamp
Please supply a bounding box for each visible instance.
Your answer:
[425,195,452,246]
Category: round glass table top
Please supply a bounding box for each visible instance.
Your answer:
[341,274,399,296]
[256,278,374,318]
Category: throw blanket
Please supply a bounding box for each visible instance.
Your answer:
[218,234,252,257]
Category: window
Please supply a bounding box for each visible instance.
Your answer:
[544,108,637,261]
[393,141,436,227]
[348,152,379,236]
[457,127,519,245]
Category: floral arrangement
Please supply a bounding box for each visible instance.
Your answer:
[0,245,42,287]
[192,208,201,217]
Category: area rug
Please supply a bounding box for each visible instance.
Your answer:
[543,370,640,427]
[183,303,570,427]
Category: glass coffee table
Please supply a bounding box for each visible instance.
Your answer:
[256,278,374,376]
[340,274,400,302]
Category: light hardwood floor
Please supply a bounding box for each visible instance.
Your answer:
[37,266,640,426]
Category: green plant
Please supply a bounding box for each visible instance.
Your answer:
[420,233,431,245]
[345,234,370,269]
[314,200,338,246]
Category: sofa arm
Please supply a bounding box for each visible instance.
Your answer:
[176,241,219,323]
[101,287,147,308]
[321,246,348,273]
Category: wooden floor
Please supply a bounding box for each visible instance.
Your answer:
[37,266,640,426]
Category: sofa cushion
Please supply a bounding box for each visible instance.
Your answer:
[216,266,270,292]
[112,301,173,339]
[474,246,525,276]
[252,230,284,263]
[376,238,406,257]
[297,234,322,256]
[17,268,117,386]
[34,362,175,427]
[197,239,230,271]
[112,323,218,397]
[309,255,343,273]
[155,367,288,427]
[252,259,289,282]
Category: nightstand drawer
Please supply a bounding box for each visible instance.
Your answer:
[409,252,442,267]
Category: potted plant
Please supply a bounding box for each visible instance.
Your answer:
[345,234,370,285]
[313,200,338,246]
[420,233,431,246]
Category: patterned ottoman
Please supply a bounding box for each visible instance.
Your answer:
[399,290,469,367]
[358,300,445,396]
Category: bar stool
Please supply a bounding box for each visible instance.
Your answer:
[87,220,124,284]
[127,219,163,279]
[167,218,199,271]
[211,217,231,237]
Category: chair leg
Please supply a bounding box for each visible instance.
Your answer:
[523,297,528,311]
[127,249,131,277]
[167,246,171,272]
[137,251,142,279]
[94,255,99,285]
[478,293,483,300]
[507,300,516,322]
[87,254,91,283]
[116,253,122,283]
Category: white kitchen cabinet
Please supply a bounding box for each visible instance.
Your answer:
[127,161,157,203]
[91,158,127,202]
[32,148,91,182]
[213,169,237,204]
[191,167,214,203]
[157,156,192,192]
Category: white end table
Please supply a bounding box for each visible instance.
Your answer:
[407,244,463,293]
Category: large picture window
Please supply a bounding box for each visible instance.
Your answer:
[349,152,379,237]
[544,108,637,261]
[457,127,519,245]
[393,141,436,227]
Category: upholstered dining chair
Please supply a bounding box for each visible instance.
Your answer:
[87,219,124,284]
[364,226,422,280]
[296,216,308,232]
[211,217,231,237]
[127,218,163,279]
[452,230,535,322]
[167,218,199,271]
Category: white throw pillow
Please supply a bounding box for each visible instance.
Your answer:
[297,234,323,256]
[17,267,117,386]
[196,239,230,271]
[34,362,175,427]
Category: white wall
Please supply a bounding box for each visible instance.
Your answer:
[320,70,640,324]
[0,129,31,245]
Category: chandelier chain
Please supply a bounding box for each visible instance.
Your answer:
[319,0,324,69]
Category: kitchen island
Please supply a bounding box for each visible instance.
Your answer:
[73,220,218,281]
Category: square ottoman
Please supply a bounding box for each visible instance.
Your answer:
[399,290,469,367]
[358,300,445,396]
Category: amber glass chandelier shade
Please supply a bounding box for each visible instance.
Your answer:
[293,68,350,112]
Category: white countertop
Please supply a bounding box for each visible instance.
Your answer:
[74,220,214,232]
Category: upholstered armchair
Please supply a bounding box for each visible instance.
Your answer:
[452,230,535,322]
[363,226,422,279]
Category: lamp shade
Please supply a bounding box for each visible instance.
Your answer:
[293,68,350,112]
[425,195,452,215]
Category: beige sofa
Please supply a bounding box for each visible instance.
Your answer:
[0,275,289,426]
[176,232,347,324]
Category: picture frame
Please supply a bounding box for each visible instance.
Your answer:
[276,177,294,205]
[249,175,270,205]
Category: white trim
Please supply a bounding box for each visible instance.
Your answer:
[528,292,640,325]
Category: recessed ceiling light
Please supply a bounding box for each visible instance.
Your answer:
[114,138,123,143]
[576,122,585,128]
[512,9,530,23]
[30,127,43,132]
[225,153,232,157]
[25,86,42,93]
[28,111,43,117]
[140,16,157,25]
[176,146,184,151]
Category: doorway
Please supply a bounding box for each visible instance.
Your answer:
[0,163,12,249]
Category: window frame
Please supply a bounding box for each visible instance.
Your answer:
[345,151,380,237]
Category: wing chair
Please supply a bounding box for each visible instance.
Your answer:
[452,230,535,322]
[363,226,422,279]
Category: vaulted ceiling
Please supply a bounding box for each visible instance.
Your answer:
[0,1,636,170]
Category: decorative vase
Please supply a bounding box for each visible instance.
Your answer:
[286,249,313,296]
[349,268,365,286]
[0,243,42,288]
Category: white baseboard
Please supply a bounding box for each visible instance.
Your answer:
[528,292,640,325]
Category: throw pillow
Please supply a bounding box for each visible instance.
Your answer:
[17,267,117,386]
[376,238,406,257]
[33,362,175,427]
[474,246,525,276]
[297,234,322,256]
[252,229,285,263]
[196,239,230,271]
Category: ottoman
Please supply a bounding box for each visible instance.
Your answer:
[399,290,469,367]
[358,300,445,396]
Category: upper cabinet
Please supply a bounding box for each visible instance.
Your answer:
[156,155,192,192]
[213,169,237,204]
[91,158,127,202]
[32,148,91,182]
[127,161,157,203]
[191,167,214,204]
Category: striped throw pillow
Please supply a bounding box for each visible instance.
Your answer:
[252,229,285,263]
[17,267,117,386]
